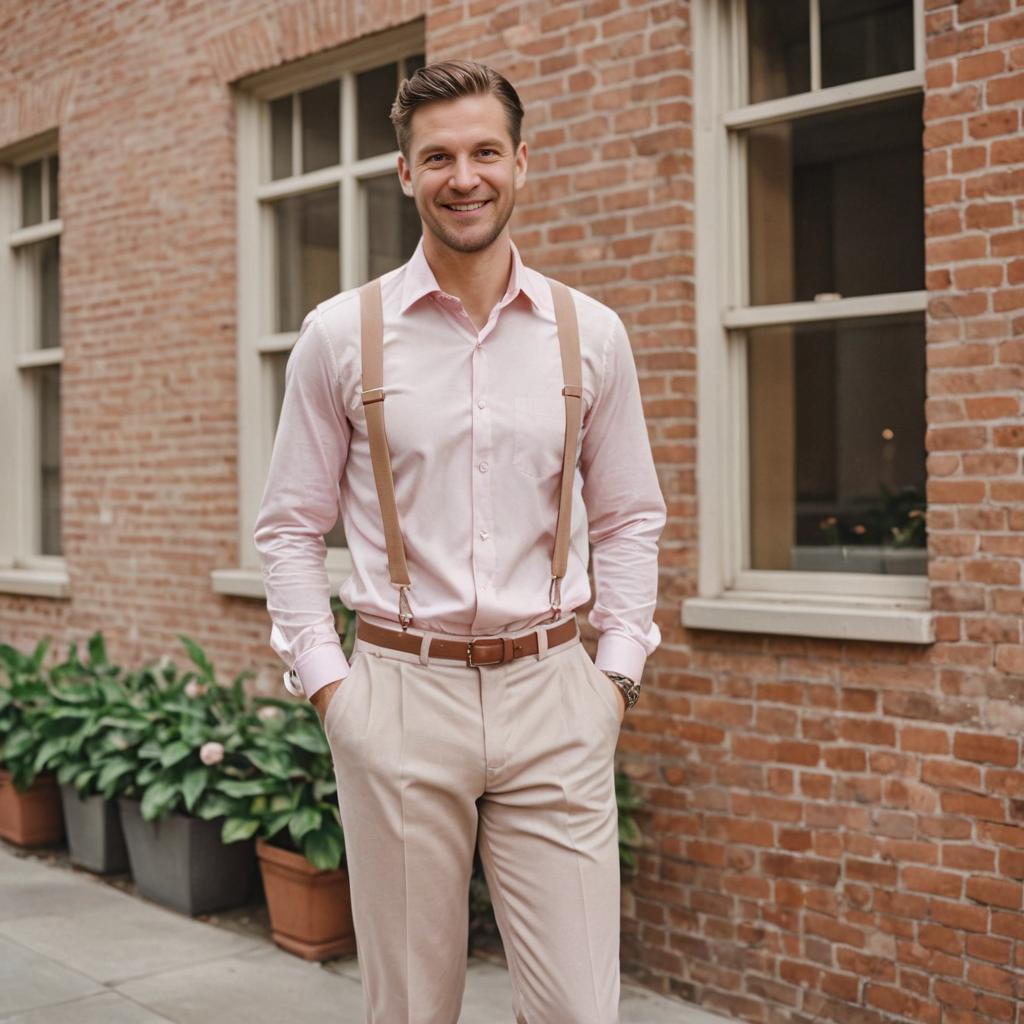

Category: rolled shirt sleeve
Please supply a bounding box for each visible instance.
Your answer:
[253,309,352,699]
[580,313,667,683]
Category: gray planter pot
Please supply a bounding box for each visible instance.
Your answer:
[59,784,130,875]
[117,797,257,916]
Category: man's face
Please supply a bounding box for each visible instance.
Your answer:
[397,93,528,255]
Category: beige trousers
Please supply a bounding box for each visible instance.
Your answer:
[323,621,623,1024]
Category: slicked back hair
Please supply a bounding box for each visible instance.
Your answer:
[390,59,524,160]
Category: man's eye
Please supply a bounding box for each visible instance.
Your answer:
[426,154,447,163]
[479,149,497,157]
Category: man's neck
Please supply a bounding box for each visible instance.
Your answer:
[422,233,514,331]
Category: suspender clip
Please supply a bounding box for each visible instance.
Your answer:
[398,585,413,631]
[548,575,562,623]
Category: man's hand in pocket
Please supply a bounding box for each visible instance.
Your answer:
[310,678,343,726]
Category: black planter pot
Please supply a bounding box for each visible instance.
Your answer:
[59,784,130,875]
[117,797,257,916]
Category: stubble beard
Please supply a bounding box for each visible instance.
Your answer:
[422,195,515,255]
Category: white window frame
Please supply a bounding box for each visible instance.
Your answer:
[684,0,933,643]
[0,132,68,598]
[215,22,423,600]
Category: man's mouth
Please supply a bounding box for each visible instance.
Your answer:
[443,200,490,213]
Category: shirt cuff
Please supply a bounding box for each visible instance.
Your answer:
[285,642,351,700]
[594,633,647,683]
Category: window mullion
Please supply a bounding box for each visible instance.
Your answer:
[39,158,49,226]
[810,0,821,92]
[913,0,925,71]
[340,71,358,290]
[291,92,301,176]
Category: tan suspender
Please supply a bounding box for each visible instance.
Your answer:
[358,279,413,628]
[358,276,582,631]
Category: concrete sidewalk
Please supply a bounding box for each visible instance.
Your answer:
[0,843,723,1023]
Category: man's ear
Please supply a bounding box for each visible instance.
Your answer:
[397,153,414,197]
[514,140,528,190]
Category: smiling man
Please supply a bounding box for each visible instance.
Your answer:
[254,60,665,1023]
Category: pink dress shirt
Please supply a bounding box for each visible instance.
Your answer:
[254,237,666,699]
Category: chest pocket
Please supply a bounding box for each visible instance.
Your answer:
[512,396,566,481]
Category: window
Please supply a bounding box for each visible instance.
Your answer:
[685,0,932,642]
[223,25,424,595]
[0,136,66,595]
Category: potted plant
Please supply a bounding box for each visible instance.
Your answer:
[113,637,260,916]
[0,639,65,847]
[226,693,354,961]
[27,633,146,874]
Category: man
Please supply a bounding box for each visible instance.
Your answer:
[254,59,665,1023]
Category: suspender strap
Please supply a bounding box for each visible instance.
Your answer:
[358,278,413,628]
[356,274,583,629]
[546,278,583,619]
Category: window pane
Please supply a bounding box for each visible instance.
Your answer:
[405,53,426,77]
[357,62,399,160]
[300,80,340,173]
[23,237,61,349]
[821,0,915,88]
[363,175,421,279]
[270,95,293,180]
[20,160,43,227]
[747,0,810,104]
[48,155,59,220]
[270,350,288,430]
[747,314,926,575]
[274,188,340,333]
[269,350,346,548]
[38,364,62,557]
[747,93,923,306]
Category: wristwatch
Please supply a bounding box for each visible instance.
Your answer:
[602,670,641,711]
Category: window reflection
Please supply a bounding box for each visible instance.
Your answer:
[748,314,926,574]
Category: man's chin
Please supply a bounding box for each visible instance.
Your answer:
[431,225,503,254]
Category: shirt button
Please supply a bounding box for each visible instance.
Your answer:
[477,399,486,409]
[480,529,489,540]
[478,462,488,473]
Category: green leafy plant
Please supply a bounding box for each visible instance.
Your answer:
[219,695,344,871]
[28,633,154,800]
[0,638,54,790]
[111,637,261,831]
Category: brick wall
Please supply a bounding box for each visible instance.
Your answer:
[2,2,1022,1023]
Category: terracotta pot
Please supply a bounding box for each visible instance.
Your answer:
[0,769,65,847]
[256,837,356,961]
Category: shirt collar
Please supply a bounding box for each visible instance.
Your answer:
[398,236,547,315]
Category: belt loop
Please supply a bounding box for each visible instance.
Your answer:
[418,631,432,667]
[535,624,549,662]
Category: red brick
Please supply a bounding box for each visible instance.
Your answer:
[954,733,1020,767]
[903,867,964,899]
[966,875,1023,909]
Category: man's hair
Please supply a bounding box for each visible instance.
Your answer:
[390,59,524,159]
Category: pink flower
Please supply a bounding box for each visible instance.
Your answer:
[184,680,207,699]
[199,741,224,766]
[257,706,282,721]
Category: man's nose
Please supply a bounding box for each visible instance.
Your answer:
[449,155,480,191]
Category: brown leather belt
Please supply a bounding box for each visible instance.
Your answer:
[356,616,579,667]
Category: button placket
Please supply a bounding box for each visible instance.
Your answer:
[470,343,496,624]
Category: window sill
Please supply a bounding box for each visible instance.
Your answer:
[682,591,934,644]
[211,564,352,600]
[0,567,71,599]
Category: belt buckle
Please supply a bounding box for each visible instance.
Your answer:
[466,641,476,668]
